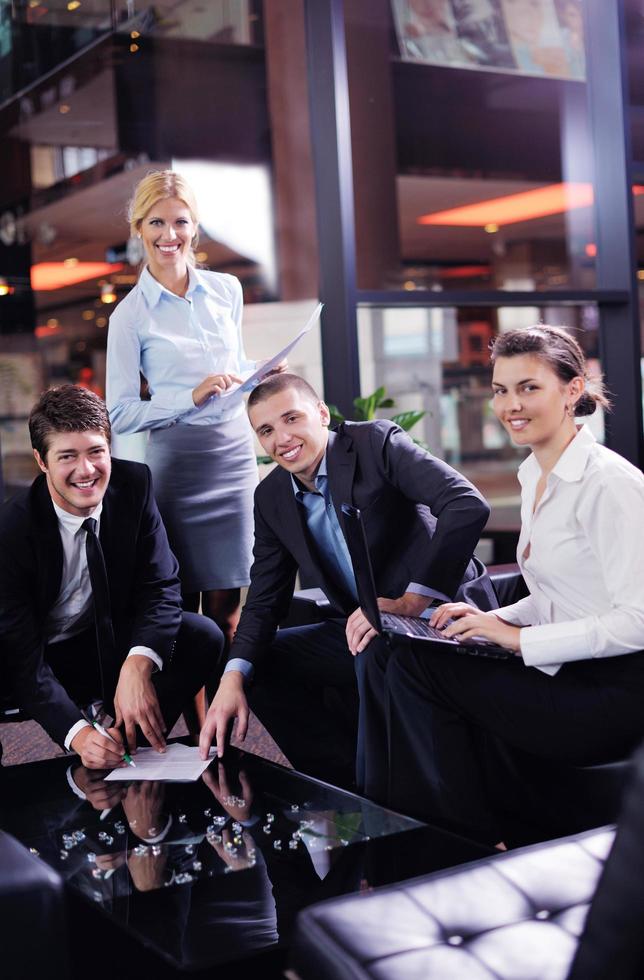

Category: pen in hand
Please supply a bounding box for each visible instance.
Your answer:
[92,720,136,767]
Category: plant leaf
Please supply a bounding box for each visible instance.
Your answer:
[391,410,426,432]
[327,404,345,425]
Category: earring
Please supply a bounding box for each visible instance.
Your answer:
[567,404,575,418]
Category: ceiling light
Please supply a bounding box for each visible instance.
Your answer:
[419,183,644,228]
[130,43,139,53]
[59,104,71,114]
[0,278,10,296]
[67,1,81,10]
[101,283,117,304]
[82,310,95,320]
[63,257,79,267]
[96,316,108,328]
[484,223,498,234]
[31,262,124,291]
[195,251,208,262]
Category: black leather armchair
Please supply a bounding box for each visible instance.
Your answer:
[0,829,69,980]
[290,742,644,980]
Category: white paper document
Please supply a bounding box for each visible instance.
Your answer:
[105,743,215,782]
[220,302,323,398]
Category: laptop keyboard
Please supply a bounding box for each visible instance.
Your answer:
[381,613,450,641]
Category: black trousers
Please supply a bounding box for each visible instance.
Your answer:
[45,612,224,738]
[248,619,381,791]
[360,639,644,844]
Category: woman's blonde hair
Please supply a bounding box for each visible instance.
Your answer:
[127,170,200,265]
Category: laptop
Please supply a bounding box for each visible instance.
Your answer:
[341,504,516,660]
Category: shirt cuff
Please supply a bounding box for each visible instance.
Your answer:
[65,718,91,752]
[224,658,254,681]
[407,583,451,603]
[519,620,591,668]
[66,764,87,800]
[174,389,198,415]
[140,815,173,843]
[128,647,163,672]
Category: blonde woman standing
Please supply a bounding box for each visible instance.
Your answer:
[107,171,258,666]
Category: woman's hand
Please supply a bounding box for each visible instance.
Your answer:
[192,373,243,407]
[430,603,522,653]
[257,358,288,377]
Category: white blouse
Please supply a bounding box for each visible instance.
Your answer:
[106,265,255,433]
[497,425,644,676]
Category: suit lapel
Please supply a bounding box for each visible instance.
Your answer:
[31,477,64,611]
[326,428,356,526]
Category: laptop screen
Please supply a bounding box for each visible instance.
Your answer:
[341,504,385,633]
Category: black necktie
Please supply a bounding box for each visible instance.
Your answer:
[82,517,116,701]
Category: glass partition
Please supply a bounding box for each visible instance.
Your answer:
[357,301,602,535]
[345,0,597,293]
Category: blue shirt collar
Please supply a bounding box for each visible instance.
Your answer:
[291,451,328,499]
[138,264,213,309]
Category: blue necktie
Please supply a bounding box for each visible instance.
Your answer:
[299,489,357,601]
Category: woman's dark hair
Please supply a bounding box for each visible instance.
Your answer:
[490,325,611,417]
[29,385,111,460]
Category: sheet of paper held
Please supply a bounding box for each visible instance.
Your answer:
[105,743,215,782]
[220,301,323,398]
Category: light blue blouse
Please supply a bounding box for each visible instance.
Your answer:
[106,265,256,433]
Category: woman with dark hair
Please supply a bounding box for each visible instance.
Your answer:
[362,324,644,845]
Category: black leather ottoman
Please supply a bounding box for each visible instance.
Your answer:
[0,829,69,980]
[291,741,644,980]
[290,826,613,980]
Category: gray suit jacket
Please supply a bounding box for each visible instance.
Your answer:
[231,420,496,669]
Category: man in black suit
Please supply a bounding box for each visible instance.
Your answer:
[0,385,223,768]
[199,374,495,789]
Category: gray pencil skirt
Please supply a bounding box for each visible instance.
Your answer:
[146,414,258,593]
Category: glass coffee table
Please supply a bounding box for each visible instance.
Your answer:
[0,745,490,978]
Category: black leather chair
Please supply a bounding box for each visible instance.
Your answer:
[290,742,644,980]
[0,829,69,980]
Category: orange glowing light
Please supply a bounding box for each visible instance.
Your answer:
[440,265,491,279]
[418,183,644,228]
[31,262,124,291]
[585,243,597,257]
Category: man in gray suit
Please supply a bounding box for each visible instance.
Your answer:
[199,374,495,789]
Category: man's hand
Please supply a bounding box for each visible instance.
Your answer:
[71,765,127,810]
[71,726,127,770]
[199,672,248,760]
[202,764,253,823]
[122,781,167,838]
[346,593,431,655]
[113,656,167,754]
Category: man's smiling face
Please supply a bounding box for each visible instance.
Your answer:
[34,430,111,516]
[249,387,330,489]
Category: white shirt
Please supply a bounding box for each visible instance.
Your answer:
[48,501,162,749]
[496,425,644,676]
[106,265,256,434]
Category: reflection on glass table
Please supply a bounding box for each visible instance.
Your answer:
[0,746,490,977]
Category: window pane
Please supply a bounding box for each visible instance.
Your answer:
[357,302,603,541]
[345,0,597,292]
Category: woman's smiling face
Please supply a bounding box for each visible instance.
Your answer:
[139,196,196,279]
[491,353,582,450]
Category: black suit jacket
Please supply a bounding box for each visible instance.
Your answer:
[231,420,496,668]
[0,458,182,746]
